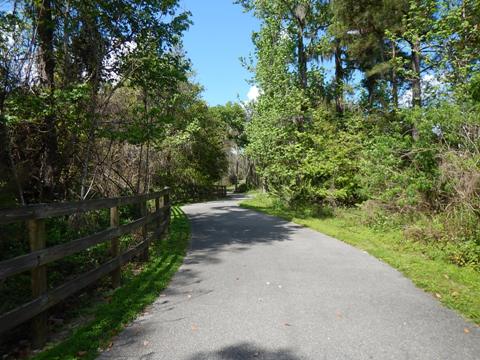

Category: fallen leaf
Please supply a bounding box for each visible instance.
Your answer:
[191,324,198,331]
[444,274,449,280]
[451,291,459,297]
[435,293,442,299]
[77,351,87,357]
[464,328,470,334]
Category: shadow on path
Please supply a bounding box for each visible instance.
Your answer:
[160,198,299,301]
[187,202,300,252]
[187,342,302,360]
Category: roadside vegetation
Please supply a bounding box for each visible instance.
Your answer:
[235,0,479,321]
[1,0,479,355]
[0,1,241,354]
[31,206,190,360]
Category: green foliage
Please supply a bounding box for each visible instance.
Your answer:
[0,0,193,203]
[236,183,249,193]
[153,83,229,198]
[470,73,480,103]
[246,100,364,205]
[239,0,480,278]
[209,102,248,148]
[358,103,480,207]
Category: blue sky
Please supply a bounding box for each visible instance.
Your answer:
[179,0,260,105]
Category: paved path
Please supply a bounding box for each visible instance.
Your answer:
[99,196,480,360]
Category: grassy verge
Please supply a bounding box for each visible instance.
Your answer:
[240,193,480,325]
[32,206,190,360]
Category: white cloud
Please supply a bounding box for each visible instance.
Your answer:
[247,85,260,102]
[398,73,444,108]
[398,89,412,108]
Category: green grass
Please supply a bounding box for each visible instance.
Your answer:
[241,193,480,325]
[32,206,190,360]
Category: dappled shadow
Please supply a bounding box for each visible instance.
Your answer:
[187,342,303,360]
[158,197,300,300]
[187,200,300,252]
[99,197,303,343]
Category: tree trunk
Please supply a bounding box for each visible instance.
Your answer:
[391,41,399,109]
[334,42,344,114]
[298,29,307,90]
[79,88,100,199]
[292,4,309,130]
[235,156,239,192]
[365,76,376,108]
[36,0,60,200]
[143,90,151,194]
[410,40,421,141]
[79,14,103,199]
[144,140,151,194]
[411,40,422,108]
[136,144,144,194]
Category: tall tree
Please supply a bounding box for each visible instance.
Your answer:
[0,0,191,203]
[210,102,248,191]
[332,0,409,109]
[237,0,329,93]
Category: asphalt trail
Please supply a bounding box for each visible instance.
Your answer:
[98,195,480,360]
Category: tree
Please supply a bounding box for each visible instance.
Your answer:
[0,0,191,203]
[435,0,480,97]
[332,0,409,110]
[210,102,248,191]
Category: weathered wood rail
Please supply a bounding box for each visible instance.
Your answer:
[206,185,227,198]
[0,188,171,347]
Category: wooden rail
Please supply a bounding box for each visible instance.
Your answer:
[0,188,171,347]
[214,185,227,198]
[201,185,227,199]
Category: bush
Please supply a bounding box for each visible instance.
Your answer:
[235,183,248,193]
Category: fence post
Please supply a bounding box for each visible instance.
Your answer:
[140,200,149,261]
[110,206,121,288]
[164,191,170,227]
[27,219,47,348]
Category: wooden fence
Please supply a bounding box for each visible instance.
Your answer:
[0,188,171,347]
[206,185,227,198]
